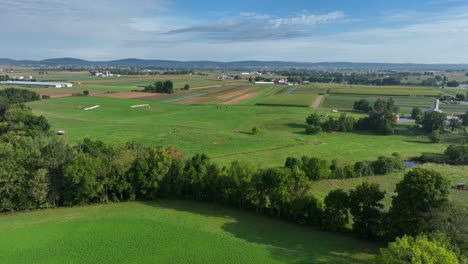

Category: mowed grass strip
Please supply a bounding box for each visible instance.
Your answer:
[0,200,378,264]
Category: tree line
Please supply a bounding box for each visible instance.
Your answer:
[0,88,466,263]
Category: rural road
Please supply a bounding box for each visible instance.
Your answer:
[311,95,324,109]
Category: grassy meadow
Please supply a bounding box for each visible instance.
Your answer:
[0,200,378,264]
[29,96,457,167]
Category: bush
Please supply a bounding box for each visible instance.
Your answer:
[83,90,89,96]
[251,127,259,134]
[305,125,321,135]
[183,84,190,90]
[429,130,441,143]
[378,234,459,264]
[444,144,468,165]
[353,99,372,112]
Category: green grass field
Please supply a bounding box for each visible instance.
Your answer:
[0,200,378,264]
[29,96,459,167]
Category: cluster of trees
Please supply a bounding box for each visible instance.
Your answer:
[285,153,405,180]
[455,93,467,101]
[305,99,398,136]
[447,80,460,87]
[0,75,10,81]
[354,99,399,135]
[305,113,356,134]
[144,80,174,94]
[0,88,41,113]
[412,107,468,135]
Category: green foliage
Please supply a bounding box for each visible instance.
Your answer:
[144,80,174,93]
[426,205,468,259]
[322,189,349,231]
[422,111,447,132]
[251,126,259,134]
[305,124,322,135]
[378,234,459,264]
[444,143,468,165]
[63,153,103,205]
[447,80,460,87]
[183,84,190,90]
[429,130,441,143]
[411,107,423,123]
[348,182,385,239]
[355,99,398,135]
[300,156,331,181]
[353,99,372,112]
[462,111,468,126]
[389,168,450,238]
[306,112,321,126]
[0,105,50,137]
[83,90,90,96]
[0,88,40,105]
[455,93,466,101]
[371,154,404,175]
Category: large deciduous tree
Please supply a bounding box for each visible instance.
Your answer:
[389,168,450,237]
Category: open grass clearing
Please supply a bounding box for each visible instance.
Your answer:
[0,200,378,264]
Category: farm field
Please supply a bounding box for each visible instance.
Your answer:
[29,96,455,167]
[256,85,325,107]
[0,200,378,264]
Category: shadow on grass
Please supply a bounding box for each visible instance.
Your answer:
[237,131,255,135]
[142,200,378,264]
[285,123,307,129]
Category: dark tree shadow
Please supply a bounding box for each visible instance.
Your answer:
[141,200,379,264]
[285,123,307,129]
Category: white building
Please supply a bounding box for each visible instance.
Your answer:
[0,81,73,88]
[426,99,443,113]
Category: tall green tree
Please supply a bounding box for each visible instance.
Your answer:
[63,153,103,205]
[348,182,386,239]
[389,168,450,237]
[322,189,349,231]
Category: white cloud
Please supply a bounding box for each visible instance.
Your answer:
[271,11,345,28]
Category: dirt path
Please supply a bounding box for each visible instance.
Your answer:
[311,95,324,109]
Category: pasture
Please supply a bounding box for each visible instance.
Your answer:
[29,96,455,167]
[0,200,378,264]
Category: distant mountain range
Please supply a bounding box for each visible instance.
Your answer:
[1,58,467,71]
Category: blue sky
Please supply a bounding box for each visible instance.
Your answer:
[1,0,468,63]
